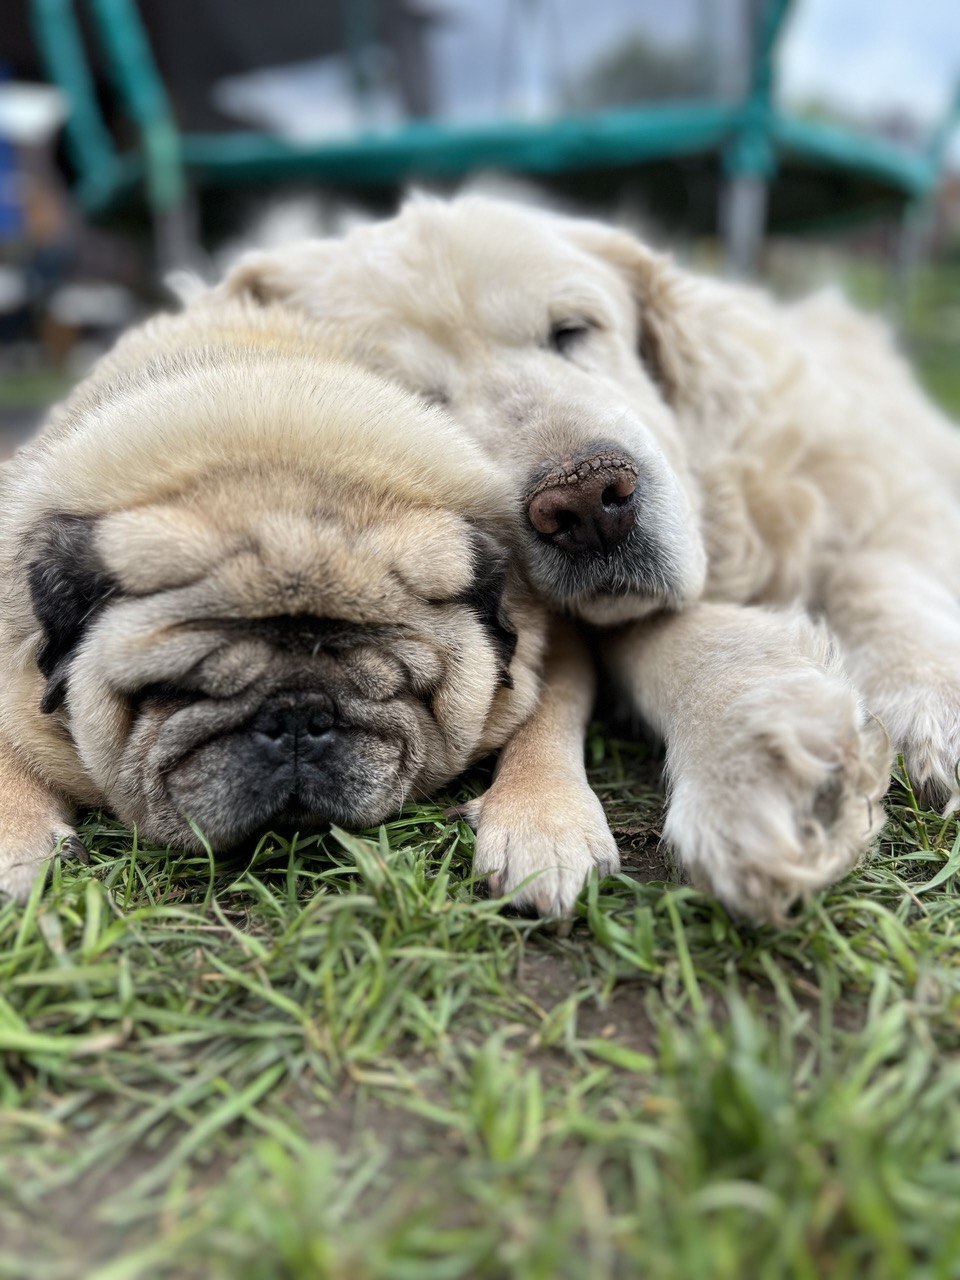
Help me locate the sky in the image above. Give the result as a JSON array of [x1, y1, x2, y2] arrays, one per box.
[[213, 1, 960, 169], [779, 0, 959, 156], [427, 0, 960, 166]]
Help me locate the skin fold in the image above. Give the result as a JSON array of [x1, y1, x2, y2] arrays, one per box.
[[0, 298, 550, 902]]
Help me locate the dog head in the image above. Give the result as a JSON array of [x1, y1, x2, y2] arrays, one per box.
[[220, 194, 719, 625], [7, 302, 545, 850]]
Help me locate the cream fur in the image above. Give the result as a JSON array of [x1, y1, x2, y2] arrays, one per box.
[[0, 298, 548, 901], [217, 193, 960, 920]]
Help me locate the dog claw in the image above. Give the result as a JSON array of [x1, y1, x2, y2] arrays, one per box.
[[485, 871, 503, 897], [444, 800, 481, 829], [58, 835, 89, 864]]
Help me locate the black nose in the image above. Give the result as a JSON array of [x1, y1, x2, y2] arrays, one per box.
[[165, 691, 399, 848], [238, 695, 349, 820], [250, 699, 336, 769], [526, 450, 638, 554]]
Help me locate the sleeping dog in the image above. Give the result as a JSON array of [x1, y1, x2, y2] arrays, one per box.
[[213, 192, 960, 920]]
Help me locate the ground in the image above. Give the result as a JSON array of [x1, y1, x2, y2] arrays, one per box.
[[1, 258, 959, 1280], [2, 749, 959, 1279]]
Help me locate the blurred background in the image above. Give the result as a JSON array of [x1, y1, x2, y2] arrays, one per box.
[[1, 0, 958, 454]]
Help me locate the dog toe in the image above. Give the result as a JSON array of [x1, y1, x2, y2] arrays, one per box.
[[666, 674, 891, 923], [468, 778, 619, 918]]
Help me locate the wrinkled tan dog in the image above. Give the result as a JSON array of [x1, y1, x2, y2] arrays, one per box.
[[218, 192, 960, 920], [0, 297, 558, 902]]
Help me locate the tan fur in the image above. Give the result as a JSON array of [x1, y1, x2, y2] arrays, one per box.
[[216, 193, 960, 919], [0, 298, 548, 901], [454, 618, 619, 916]]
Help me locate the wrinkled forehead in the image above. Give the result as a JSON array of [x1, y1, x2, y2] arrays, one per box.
[[334, 201, 634, 349], [94, 495, 480, 619]]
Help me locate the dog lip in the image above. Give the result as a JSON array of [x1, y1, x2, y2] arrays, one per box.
[[527, 514, 684, 611], [158, 707, 413, 844]]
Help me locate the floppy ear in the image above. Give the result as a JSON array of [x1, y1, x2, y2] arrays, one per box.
[[462, 528, 518, 684], [27, 515, 119, 713], [217, 242, 337, 308], [565, 223, 755, 426]]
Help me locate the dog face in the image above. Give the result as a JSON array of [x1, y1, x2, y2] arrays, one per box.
[[222, 195, 708, 624], [6, 304, 545, 851]]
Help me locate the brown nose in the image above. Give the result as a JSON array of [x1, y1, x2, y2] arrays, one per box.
[[526, 453, 639, 554]]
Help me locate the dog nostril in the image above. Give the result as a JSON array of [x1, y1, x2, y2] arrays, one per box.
[[602, 476, 637, 508], [528, 488, 574, 537], [305, 713, 331, 738]]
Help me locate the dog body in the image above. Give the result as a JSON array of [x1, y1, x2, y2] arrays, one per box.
[[0, 298, 551, 900], [221, 194, 960, 918]]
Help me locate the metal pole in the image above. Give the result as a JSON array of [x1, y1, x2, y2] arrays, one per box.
[[720, 0, 790, 277]]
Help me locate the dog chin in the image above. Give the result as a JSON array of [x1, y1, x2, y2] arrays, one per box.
[[529, 530, 706, 627], [571, 552, 706, 624], [570, 590, 675, 627], [160, 755, 403, 850]]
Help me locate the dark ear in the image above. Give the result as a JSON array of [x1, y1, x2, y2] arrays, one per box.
[[463, 529, 518, 684], [27, 514, 119, 713], [563, 220, 743, 420]]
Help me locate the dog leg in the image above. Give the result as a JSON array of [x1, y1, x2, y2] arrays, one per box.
[[604, 603, 890, 922], [457, 618, 619, 917], [0, 737, 84, 902], [821, 552, 960, 811]]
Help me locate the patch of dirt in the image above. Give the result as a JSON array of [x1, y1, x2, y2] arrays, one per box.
[[590, 744, 675, 884], [614, 827, 674, 884], [515, 945, 661, 1060], [1, 1139, 180, 1276], [608, 792, 676, 882], [1, 1081, 442, 1278]]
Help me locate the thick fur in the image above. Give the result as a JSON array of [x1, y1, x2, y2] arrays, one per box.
[[215, 193, 960, 919], [0, 298, 550, 901]]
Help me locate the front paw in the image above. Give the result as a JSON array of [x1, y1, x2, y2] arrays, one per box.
[[0, 825, 87, 903], [666, 670, 891, 923], [886, 685, 960, 813], [455, 777, 620, 917]]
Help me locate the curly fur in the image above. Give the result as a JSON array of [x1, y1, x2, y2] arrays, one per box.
[[216, 194, 960, 920]]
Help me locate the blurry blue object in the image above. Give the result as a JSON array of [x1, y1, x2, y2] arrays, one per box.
[[0, 133, 23, 244], [0, 75, 71, 248], [0, 64, 25, 244], [29, 0, 960, 273]]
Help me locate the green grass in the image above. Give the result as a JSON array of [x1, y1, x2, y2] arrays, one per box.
[[2, 739, 960, 1280], [0, 370, 74, 413], [838, 257, 960, 417], [2, 255, 959, 1278], [904, 266, 960, 417]]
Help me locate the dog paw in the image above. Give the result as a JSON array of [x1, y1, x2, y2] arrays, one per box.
[[453, 776, 620, 917], [0, 826, 87, 903], [885, 688, 960, 813], [666, 669, 891, 923]]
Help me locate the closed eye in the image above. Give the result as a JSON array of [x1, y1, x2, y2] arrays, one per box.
[[548, 320, 594, 357], [420, 388, 450, 408], [131, 681, 199, 711]]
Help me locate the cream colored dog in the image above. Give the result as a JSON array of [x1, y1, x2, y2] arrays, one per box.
[[0, 297, 561, 901], [217, 193, 960, 920]]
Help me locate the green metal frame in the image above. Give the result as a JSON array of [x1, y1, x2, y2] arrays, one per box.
[[178, 101, 739, 186], [723, 0, 787, 181], [30, 0, 959, 225], [89, 0, 185, 210], [30, 0, 140, 211]]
